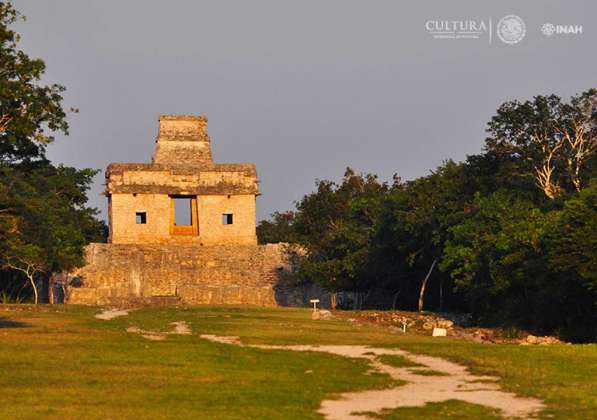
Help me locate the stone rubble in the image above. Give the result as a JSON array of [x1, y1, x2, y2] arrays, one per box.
[[312, 309, 334, 320], [521, 335, 562, 345], [334, 310, 565, 345]]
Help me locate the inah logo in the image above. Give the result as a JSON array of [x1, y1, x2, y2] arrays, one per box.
[[496, 15, 526, 44], [541, 23, 556, 37], [541, 23, 583, 36]]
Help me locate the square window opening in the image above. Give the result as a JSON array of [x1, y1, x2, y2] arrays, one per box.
[[222, 213, 233, 225], [136, 212, 147, 224], [174, 197, 193, 226]]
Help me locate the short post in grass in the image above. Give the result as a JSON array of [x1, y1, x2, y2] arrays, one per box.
[[310, 299, 321, 320], [401, 317, 408, 333]]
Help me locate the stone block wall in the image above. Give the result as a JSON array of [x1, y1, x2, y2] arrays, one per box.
[[109, 193, 171, 243], [109, 193, 256, 245], [196, 194, 256, 245], [69, 242, 297, 306]]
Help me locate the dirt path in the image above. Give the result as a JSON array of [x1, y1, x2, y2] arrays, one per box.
[[94, 309, 192, 341], [94, 308, 130, 320], [127, 321, 192, 341], [200, 334, 544, 419]]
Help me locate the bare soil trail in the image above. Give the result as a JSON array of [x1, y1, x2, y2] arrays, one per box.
[[200, 334, 545, 419], [95, 309, 191, 340], [126, 321, 192, 341], [94, 308, 131, 320]]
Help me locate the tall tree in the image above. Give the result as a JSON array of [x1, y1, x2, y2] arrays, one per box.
[[0, 2, 104, 302], [440, 189, 595, 340], [0, 2, 72, 162], [547, 182, 597, 291], [0, 162, 105, 303], [562, 92, 597, 192], [372, 160, 473, 311], [290, 168, 387, 307], [485, 90, 597, 199]]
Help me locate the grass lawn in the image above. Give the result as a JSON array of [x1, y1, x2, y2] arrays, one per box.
[[0, 305, 595, 419]]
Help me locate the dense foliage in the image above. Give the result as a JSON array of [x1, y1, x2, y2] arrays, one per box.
[[258, 90, 597, 341], [0, 3, 105, 303]]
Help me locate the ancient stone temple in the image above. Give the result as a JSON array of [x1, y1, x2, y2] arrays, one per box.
[[68, 115, 295, 306], [106, 115, 258, 245]]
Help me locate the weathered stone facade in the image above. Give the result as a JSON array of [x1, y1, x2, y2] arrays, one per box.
[[70, 243, 289, 306], [69, 115, 304, 306], [107, 115, 258, 245]]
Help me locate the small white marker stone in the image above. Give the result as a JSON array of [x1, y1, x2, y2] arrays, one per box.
[[432, 327, 447, 337]]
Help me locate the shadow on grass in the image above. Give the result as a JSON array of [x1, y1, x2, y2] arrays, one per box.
[[0, 317, 29, 328]]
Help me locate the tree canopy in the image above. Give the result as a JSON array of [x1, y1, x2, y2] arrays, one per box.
[[0, 2, 105, 303], [258, 90, 597, 341]]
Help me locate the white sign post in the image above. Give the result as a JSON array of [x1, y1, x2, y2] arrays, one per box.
[[310, 299, 320, 312]]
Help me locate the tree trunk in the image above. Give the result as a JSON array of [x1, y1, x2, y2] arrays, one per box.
[[361, 290, 370, 310], [27, 273, 38, 304], [392, 290, 401, 310], [48, 273, 56, 304], [330, 292, 337, 310], [439, 277, 444, 312], [418, 259, 437, 312], [572, 166, 582, 192], [61, 282, 70, 304]]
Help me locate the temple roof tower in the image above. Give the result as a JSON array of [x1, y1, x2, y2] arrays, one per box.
[[152, 115, 213, 166], [104, 115, 258, 245]]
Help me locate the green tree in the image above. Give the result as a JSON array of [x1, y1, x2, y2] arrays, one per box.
[[440, 190, 595, 340], [290, 168, 387, 307], [258, 89, 596, 341], [485, 90, 597, 199], [372, 161, 474, 311], [547, 182, 597, 291], [0, 162, 105, 303], [0, 2, 105, 302], [441, 191, 548, 321], [257, 211, 297, 244], [0, 2, 72, 162]]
